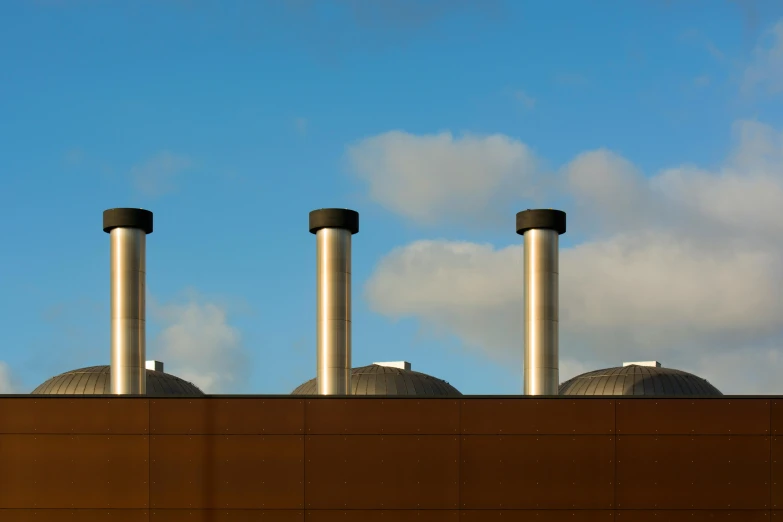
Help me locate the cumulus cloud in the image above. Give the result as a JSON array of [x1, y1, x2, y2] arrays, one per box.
[[0, 362, 20, 394], [364, 119, 783, 394], [743, 19, 783, 95], [367, 240, 522, 352], [347, 131, 540, 226], [149, 294, 249, 393], [564, 149, 660, 236], [131, 151, 193, 197]]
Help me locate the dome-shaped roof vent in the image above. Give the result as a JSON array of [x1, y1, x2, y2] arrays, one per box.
[[292, 362, 461, 396], [31, 364, 204, 396], [559, 362, 722, 396]]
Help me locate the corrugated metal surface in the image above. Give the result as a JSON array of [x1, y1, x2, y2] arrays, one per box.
[[150, 435, 304, 509], [616, 399, 770, 435], [460, 435, 615, 509], [31, 366, 204, 396], [304, 398, 460, 435], [292, 365, 461, 396], [560, 365, 722, 396], [150, 399, 304, 435], [616, 435, 770, 509], [304, 434, 460, 509]]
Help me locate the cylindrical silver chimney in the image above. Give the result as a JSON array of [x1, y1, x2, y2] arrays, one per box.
[[516, 209, 566, 395], [309, 208, 359, 395], [103, 208, 153, 395]]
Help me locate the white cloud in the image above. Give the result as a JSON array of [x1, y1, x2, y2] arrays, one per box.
[[347, 131, 540, 226], [367, 240, 522, 355], [743, 19, 783, 95], [131, 151, 193, 197], [364, 119, 783, 394], [564, 149, 659, 235], [149, 294, 249, 393], [0, 362, 20, 394]]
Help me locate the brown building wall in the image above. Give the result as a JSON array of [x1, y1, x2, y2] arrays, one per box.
[[0, 396, 779, 521]]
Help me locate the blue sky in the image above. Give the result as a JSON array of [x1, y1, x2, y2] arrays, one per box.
[[2, 0, 783, 395]]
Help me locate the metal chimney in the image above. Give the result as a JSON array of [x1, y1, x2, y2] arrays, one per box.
[[309, 208, 359, 395], [516, 209, 566, 395], [103, 208, 153, 395]]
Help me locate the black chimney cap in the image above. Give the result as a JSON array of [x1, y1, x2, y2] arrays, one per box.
[[309, 208, 359, 235], [103, 208, 154, 234], [516, 209, 566, 235]]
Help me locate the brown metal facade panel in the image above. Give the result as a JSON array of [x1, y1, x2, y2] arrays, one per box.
[[0, 510, 150, 522], [150, 399, 304, 435], [0, 398, 149, 434], [616, 435, 770, 509], [0, 435, 149, 509], [304, 435, 459, 509], [616, 399, 770, 435], [460, 435, 615, 509], [149, 435, 304, 509], [772, 400, 783, 435], [773, 438, 783, 508], [460, 399, 615, 435], [304, 398, 460, 435], [0, 397, 779, 515], [460, 512, 614, 521], [149, 510, 304, 521], [614, 511, 770, 521], [305, 511, 459, 522], [0, 511, 770, 522]]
